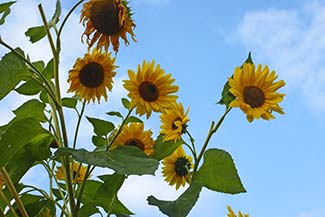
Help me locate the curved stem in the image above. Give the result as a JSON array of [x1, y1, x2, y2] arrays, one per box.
[[0, 167, 29, 217], [73, 101, 86, 149], [192, 108, 232, 181], [58, 0, 84, 39], [0, 189, 19, 217]]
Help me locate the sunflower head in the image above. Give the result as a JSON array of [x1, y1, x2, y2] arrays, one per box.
[[162, 146, 193, 190], [160, 103, 190, 142], [227, 206, 249, 217], [55, 162, 88, 184], [112, 122, 155, 156], [123, 60, 179, 118], [81, 0, 136, 52], [228, 63, 285, 122], [68, 48, 117, 103]]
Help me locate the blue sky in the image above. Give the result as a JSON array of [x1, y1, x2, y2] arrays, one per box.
[[1, 0, 325, 216]]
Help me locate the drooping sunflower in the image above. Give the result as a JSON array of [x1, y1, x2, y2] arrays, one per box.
[[81, 0, 136, 52], [68, 48, 117, 103], [228, 63, 285, 122], [55, 162, 88, 184], [123, 60, 179, 118], [112, 122, 155, 156], [162, 146, 193, 190], [227, 206, 249, 217], [160, 102, 190, 142]]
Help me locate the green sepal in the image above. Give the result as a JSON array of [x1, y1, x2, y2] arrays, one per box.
[[153, 135, 183, 161], [55, 146, 159, 175], [196, 148, 246, 194], [147, 182, 202, 217]]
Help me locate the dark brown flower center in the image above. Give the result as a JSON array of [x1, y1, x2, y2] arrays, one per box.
[[79, 62, 104, 88], [243, 86, 265, 108], [174, 157, 191, 176], [90, 0, 121, 36], [125, 138, 145, 150], [139, 81, 159, 102]]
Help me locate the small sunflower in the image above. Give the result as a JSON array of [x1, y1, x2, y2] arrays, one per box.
[[160, 103, 190, 142], [112, 122, 155, 156], [162, 146, 193, 190], [228, 63, 285, 122], [123, 60, 179, 118], [227, 206, 249, 217], [68, 48, 117, 103], [81, 0, 136, 52], [55, 162, 88, 184]]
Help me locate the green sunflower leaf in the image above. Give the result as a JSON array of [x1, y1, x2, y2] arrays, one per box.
[[43, 58, 54, 79], [153, 135, 183, 160], [218, 81, 235, 108], [147, 182, 202, 217], [79, 204, 100, 217], [121, 98, 130, 109], [196, 148, 246, 194], [62, 97, 78, 109], [0, 48, 29, 100], [0, 1, 15, 25], [0, 118, 50, 167], [106, 111, 123, 118], [55, 146, 159, 175], [16, 80, 43, 95], [25, 26, 47, 43], [25, 0, 61, 43], [13, 99, 47, 122], [87, 117, 115, 137], [80, 178, 133, 215], [124, 116, 143, 124], [92, 135, 106, 147]]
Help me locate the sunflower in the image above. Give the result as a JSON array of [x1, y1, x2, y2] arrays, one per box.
[[68, 48, 117, 103], [228, 63, 285, 122], [112, 122, 155, 156], [81, 0, 136, 52], [160, 102, 190, 142], [162, 146, 193, 190], [227, 206, 249, 217], [55, 162, 88, 184], [123, 60, 179, 118]]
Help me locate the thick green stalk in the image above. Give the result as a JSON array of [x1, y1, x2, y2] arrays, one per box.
[[0, 167, 29, 217]]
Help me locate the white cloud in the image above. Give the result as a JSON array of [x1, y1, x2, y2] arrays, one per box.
[[232, 1, 325, 113], [296, 208, 325, 217]]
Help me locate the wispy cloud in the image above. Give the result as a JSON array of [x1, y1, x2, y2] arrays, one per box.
[[296, 208, 325, 217], [231, 1, 325, 113]]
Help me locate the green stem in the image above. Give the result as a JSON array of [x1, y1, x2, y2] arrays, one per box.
[[192, 108, 232, 180], [73, 101, 86, 149], [0, 189, 18, 217], [0, 167, 29, 217]]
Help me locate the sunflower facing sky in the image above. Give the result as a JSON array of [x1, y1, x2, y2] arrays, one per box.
[[112, 123, 155, 156], [56, 162, 88, 184], [228, 63, 285, 122], [162, 146, 193, 190], [81, 0, 136, 52], [160, 102, 190, 142], [123, 60, 179, 118], [227, 206, 249, 217], [67, 48, 117, 103]]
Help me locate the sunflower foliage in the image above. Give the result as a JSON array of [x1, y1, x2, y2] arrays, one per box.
[[0, 1, 285, 217]]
